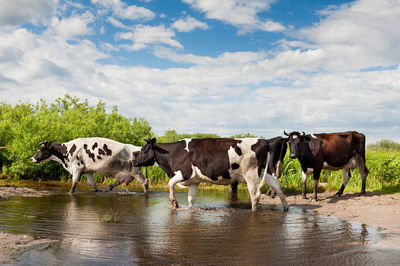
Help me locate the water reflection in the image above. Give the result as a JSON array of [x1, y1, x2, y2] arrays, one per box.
[[0, 191, 398, 265]]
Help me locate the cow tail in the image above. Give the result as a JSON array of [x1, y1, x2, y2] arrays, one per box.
[[261, 151, 271, 183]]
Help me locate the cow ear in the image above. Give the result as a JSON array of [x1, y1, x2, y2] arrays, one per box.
[[39, 140, 48, 149], [283, 130, 290, 137], [300, 131, 305, 137], [150, 138, 157, 146]]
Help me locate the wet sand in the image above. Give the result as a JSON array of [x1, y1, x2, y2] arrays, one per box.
[[261, 191, 400, 249], [0, 185, 56, 262]]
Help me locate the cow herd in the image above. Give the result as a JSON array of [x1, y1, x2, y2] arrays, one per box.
[[31, 131, 368, 212]]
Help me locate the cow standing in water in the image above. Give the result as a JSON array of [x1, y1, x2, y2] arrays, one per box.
[[230, 136, 288, 198], [134, 138, 289, 211], [31, 138, 148, 193], [284, 131, 369, 200]]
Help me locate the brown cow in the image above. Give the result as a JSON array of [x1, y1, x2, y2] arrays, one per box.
[[284, 131, 369, 200]]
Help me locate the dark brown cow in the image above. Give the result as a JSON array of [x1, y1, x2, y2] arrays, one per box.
[[284, 131, 369, 200], [134, 138, 289, 211]]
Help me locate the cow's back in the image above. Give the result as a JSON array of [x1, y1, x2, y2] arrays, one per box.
[[66, 138, 140, 175], [317, 131, 365, 167]]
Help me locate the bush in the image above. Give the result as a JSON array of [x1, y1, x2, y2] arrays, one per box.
[[0, 95, 152, 180], [368, 139, 400, 151]]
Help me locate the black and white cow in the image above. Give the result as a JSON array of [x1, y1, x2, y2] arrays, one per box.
[[133, 138, 289, 211], [31, 138, 148, 193], [230, 136, 288, 198], [284, 131, 369, 200]]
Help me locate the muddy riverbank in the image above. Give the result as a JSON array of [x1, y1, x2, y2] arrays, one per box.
[[261, 191, 400, 249]]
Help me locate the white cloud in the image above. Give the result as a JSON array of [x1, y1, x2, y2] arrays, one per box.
[[48, 11, 95, 40], [172, 16, 209, 32], [117, 25, 183, 51], [0, 0, 58, 28], [295, 0, 400, 71], [91, 0, 155, 21], [107, 17, 128, 29], [183, 0, 285, 33]]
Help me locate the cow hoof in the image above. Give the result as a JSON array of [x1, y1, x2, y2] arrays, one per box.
[[334, 192, 342, 197], [171, 199, 179, 209]]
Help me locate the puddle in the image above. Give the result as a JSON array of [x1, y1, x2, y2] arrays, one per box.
[[0, 190, 399, 265]]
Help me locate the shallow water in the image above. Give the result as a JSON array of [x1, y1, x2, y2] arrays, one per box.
[[0, 190, 399, 265]]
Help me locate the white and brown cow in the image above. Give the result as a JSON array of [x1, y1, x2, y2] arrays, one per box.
[[133, 138, 289, 211], [284, 131, 369, 200], [31, 138, 148, 193]]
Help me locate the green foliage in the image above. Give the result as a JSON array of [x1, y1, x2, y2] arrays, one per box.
[[368, 139, 400, 151], [230, 133, 258, 138], [0, 94, 152, 179], [158, 130, 220, 143]]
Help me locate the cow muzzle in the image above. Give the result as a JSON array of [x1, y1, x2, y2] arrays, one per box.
[[289, 153, 297, 159], [31, 157, 37, 163]]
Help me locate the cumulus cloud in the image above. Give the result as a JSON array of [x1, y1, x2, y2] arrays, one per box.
[[117, 25, 183, 51], [294, 0, 400, 71], [171, 16, 209, 32], [183, 0, 284, 33], [48, 11, 95, 39], [91, 0, 155, 21], [0, 0, 58, 28]]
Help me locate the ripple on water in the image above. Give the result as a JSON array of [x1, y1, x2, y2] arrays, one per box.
[[0, 190, 399, 265]]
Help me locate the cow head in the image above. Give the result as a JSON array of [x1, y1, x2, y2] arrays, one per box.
[[284, 131, 306, 159], [133, 138, 159, 167], [31, 140, 65, 163]]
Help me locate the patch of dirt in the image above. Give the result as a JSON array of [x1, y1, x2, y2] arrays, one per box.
[[0, 185, 51, 199], [261, 191, 400, 249], [0, 232, 57, 263], [0, 186, 55, 262]]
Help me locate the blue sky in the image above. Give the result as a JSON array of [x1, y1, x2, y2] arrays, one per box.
[[0, 0, 399, 143]]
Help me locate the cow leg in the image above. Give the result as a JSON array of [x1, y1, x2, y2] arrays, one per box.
[[335, 169, 351, 196], [247, 179, 259, 212], [356, 155, 369, 195], [312, 170, 321, 201], [132, 167, 149, 194], [188, 184, 199, 207], [86, 173, 99, 192], [262, 173, 289, 211], [70, 167, 82, 193], [168, 172, 184, 208], [301, 171, 309, 199], [230, 181, 238, 199], [266, 174, 277, 198], [106, 180, 122, 192]]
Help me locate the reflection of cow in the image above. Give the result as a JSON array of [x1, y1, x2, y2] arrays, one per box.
[[134, 138, 289, 211], [31, 138, 148, 193], [230, 136, 288, 197], [284, 131, 369, 200]]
